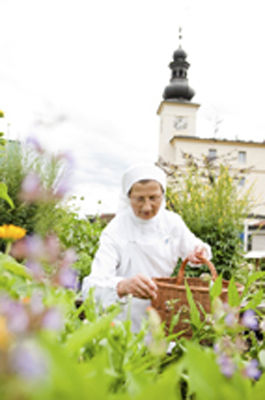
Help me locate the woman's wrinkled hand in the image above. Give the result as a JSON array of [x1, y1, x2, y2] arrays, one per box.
[[117, 274, 158, 300], [188, 245, 208, 264]]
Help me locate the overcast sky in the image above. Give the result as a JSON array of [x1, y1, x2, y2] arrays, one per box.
[[0, 0, 264, 215]]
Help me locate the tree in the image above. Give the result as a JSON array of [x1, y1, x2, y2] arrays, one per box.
[[158, 152, 253, 279]]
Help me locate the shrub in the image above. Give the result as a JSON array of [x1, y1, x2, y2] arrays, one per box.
[[53, 204, 106, 282], [159, 153, 252, 279], [0, 139, 70, 241]]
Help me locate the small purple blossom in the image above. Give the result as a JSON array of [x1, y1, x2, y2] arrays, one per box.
[[241, 310, 259, 331], [20, 173, 43, 203], [54, 151, 75, 167], [30, 292, 45, 315], [44, 234, 61, 263], [58, 267, 78, 289], [53, 179, 70, 199], [10, 341, 49, 380], [217, 354, 236, 378], [0, 296, 29, 333], [42, 308, 63, 331], [225, 312, 238, 327], [26, 260, 44, 280], [7, 306, 29, 334], [26, 235, 46, 260], [61, 248, 77, 268], [243, 359, 261, 380], [26, 136, 44, 153]]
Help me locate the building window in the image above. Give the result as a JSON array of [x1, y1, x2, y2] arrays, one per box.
[[238, 151, 246, 164], [208, 149, 217, 160], [238, 177, 246, 187]]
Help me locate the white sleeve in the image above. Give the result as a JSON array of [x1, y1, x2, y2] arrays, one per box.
[[174, 215, 212, 263], [81, 231, 125, 308]]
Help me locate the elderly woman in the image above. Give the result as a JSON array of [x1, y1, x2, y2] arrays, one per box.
[[82, 163, 211, 332]]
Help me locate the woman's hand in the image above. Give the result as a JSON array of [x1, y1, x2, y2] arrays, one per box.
[[188, 245, 208, 264], [117, 274, 158, 300]]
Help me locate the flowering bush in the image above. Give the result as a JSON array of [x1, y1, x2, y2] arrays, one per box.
[[158, 154, 252, 279], [0, 137, 71, 240]]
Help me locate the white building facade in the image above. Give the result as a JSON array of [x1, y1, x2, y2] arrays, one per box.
[[157, 44, 265, 252]]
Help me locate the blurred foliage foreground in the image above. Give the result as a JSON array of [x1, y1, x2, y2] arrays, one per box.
[[1, 131, 265, 399]]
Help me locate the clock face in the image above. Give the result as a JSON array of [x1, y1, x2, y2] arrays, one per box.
[[174, 116, 188, 130]]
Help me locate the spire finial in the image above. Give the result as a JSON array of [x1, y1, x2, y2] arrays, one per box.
[[178, 26, 183, 47]]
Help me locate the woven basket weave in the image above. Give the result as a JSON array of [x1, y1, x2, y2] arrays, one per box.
[[151, 257, 244, 338]]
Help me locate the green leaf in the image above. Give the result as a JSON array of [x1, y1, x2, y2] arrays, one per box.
[[241, 271, 265, 298], [210, 274, 223, 301], [228, 277, 241, 307], [258, 349, 265, 368], [0, 252, 32, 280], [185, 280, 201, 328], [0, 182, 14, 208], [169, 309, 181, 334], [65, 308, 120, 355], [183, 342, 224, 400], [251, 373, 265, 400], [183, 342, 252, 400], [241, 289, 263, 311]]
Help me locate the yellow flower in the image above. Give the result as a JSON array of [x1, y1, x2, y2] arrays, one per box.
[[0, 316, 10, 350], [0, 224, 26, 240]]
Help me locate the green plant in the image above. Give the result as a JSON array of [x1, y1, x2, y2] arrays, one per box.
[[159, 154, 252, 279], [0, 139, 70, 239], [53, 205, 106, 281]]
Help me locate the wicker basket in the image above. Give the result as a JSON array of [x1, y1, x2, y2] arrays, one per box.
[[151, 257, 244, 338]]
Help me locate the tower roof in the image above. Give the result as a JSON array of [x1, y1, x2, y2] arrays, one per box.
[[163, 43, 195, 102]]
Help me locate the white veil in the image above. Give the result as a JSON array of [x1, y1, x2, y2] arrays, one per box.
[[117, 163, 167, 214]]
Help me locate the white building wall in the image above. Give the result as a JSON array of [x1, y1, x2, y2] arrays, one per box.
[[157, 101, 200, 163], [252, 234, 265, 251], [168, 138, 265, 216]]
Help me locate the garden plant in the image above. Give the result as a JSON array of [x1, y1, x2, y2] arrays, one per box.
[[1, 128, 265, 399], [158, 153, 253, 280]]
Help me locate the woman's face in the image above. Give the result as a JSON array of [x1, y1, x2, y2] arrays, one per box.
[[129, 180, 163, 220]]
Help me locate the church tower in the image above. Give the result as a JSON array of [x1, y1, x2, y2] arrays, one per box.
[[157, 30, 200, 162]]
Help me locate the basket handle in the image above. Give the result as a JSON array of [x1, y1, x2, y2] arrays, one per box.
[[176, 256, 218, 285]]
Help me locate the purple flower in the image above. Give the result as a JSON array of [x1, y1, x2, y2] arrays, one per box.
[[26, 260, 44, 280], [20, 173, 43, 202], [0, 297, 29, 333], [26, 136, 44, 153], [243, 359, 261, 380], [7, 306, 29, 334], [25, 235, 46, 260], [30, 292, 45, 315], [44, 234, 61, 263], [54, 151, 75, 166], [10, 341, 49, 380], [225, 312, 238, 327], [42, 308, 63, 331], [53, 179, 70, 199], [61, 248, 77, 268], [58, 267, 78, 290], [241, 310, 259, 331], [217, 354, 236, 378]]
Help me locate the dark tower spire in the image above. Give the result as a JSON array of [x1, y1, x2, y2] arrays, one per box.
[[163, 28, 195, 101]]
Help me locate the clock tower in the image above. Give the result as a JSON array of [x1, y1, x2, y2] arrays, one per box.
[[157, 35, 200, 163]]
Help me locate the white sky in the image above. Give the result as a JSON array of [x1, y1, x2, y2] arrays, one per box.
[[0, 0, 264, 215]]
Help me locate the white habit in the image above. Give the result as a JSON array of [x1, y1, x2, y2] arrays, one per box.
[[82, 163, 211, 332]]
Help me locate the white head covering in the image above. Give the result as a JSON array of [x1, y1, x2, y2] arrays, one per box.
[[117, 163, 167, 213]]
